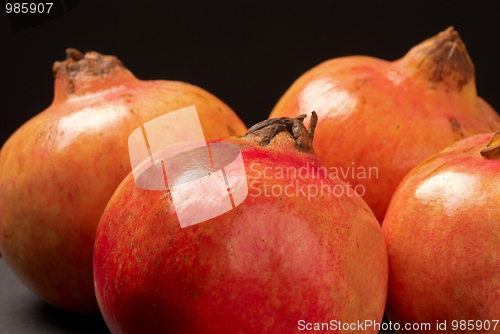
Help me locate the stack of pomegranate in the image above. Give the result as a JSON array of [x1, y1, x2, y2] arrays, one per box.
[[0, 27, 498, 334]]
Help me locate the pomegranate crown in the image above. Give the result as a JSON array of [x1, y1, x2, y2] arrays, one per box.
[[52, 48, 124, 77], [404, 26, 475, 91], [243, 111, 318, 153], [51, 48, 135, 98], [480, 131, 500, 159]]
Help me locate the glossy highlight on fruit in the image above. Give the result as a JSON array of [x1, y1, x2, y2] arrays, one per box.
[[0, 49, 247, 313], [270, 27, 500, 222], [93, 113, 388, 334], [383, 132, 500, 333]]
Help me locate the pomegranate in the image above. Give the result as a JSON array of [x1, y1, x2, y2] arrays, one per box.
[[270, 27, 500, 222], [382, 131, 500, 333], [0, 48, 247, 313], [93, 113, 388, 334]]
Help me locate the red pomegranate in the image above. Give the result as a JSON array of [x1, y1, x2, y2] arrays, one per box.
[[0, 49, 247, 313], [383, 131, 500, 333], [270, 27, 500, 222], [93, 113, 388, 334]]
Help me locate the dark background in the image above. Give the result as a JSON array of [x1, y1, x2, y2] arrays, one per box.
[[1, 1, 500, 147], [0, 1, 499, 332]]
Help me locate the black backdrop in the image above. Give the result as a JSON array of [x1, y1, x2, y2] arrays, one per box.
[[1, 1, 500, 146], [0, 1, 499, 333]]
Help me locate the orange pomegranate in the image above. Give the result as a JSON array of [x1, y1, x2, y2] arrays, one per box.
[[0, 49, 246, 313], [382, 132, 500, 332], [270, 27, 500, 222]]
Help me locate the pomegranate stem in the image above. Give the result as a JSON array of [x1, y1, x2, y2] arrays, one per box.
[[52, 49, 123, 78], [244, 111, 318, 153], [480, 131, 500, 158]]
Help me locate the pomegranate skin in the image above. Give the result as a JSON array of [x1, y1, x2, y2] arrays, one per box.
[[382, 132, 500, 333], [270, 27, 500, 222], [0, 49, 246, 313], [93, 115, 388, 334]]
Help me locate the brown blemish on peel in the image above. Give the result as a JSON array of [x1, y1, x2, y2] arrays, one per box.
[[227, 126, 237, 136], [450, 118, 464, 138]]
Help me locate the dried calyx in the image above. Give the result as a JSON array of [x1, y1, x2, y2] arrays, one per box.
[[480, 131, 500, 158], [52, 48, 124, 77], [243, 111, 318, 153], [406, 26, 474, 91]]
